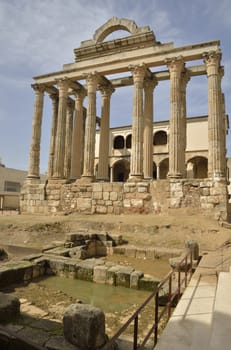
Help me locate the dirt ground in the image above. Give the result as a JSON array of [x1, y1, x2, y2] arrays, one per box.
[[1, 210, 231, 339], [0, 209, 231, 252]]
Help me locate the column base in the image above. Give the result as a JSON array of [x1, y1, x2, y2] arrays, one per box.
[[128, 174, 144, 182], [167, 173, 183, 179], [78, 175, 95, 183], [25, 176, 41, 184]]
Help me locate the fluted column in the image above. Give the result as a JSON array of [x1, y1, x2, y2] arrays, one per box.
[[27, 84, 45, 179], [166, 57, 185, 178], [81, 73, 98, 181], [64, 99, 74, 179], [180, 70, 190, 178], [129, 64, 146, 180], [48, 93, 58, 178], [52, 79, 68, 179], [203, 51, 224, 179], [70, 89, 86, 179], [143, 77, 158, 179], [97, 85, 114, 181]]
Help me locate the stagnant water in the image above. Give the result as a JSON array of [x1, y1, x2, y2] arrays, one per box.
[[40, 276, 150, 313]]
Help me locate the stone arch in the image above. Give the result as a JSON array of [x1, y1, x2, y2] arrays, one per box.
[[159, 158, 169, 179], [113, 159, 130, 182], [93, 17, 152, 44], [187, 156, 208, 179]]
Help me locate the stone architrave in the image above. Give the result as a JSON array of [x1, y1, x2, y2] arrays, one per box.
[[180, 70, 190, 177], [27, 84, 45, 179], [64, 99, 74, 179], [143, 77, 158, 179], [52, 79, 69, 179], [129, 64, 146, 180], [81, 73, 98, 182], [166, 57, 185, 178], [70, 89, 86, 179], [203, 51, 224, 179], [48, 93, 58, 178], [97, 84, 114, 181]]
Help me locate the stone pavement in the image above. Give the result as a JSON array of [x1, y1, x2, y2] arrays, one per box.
[[155, 242, 231, 350]]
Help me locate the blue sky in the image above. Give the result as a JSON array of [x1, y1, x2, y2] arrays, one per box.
[[0, 0, 231, 173]]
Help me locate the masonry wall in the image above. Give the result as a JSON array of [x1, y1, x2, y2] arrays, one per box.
[[20, 179, 228, 221]]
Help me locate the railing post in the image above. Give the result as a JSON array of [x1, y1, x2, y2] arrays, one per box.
[[154, 291, 159, 346], [178, 267, 181, 302], [168, 274, 172, 320], [185, 255, 188, 288], [134, 315, 138, 350]]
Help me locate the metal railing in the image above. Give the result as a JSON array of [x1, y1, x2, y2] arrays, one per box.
[[102, 249, 193, 350]]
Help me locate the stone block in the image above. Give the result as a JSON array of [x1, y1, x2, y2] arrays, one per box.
[[96, 205, 107, 214], [93, 265, 108, 284], [131, 199, 143, 208], [130, 270, 144, 289], [138, 275, 160, 291], [115, 267, 134, 288], [63, 304, 108, 350], [93, 191, 103, 200], [106, 265, 120, 285], [110, 192, 118, 201], [0, 292, 20, 322], [135, 249, 146, 259], [103, 192, 110, 201], [75, 260, 95, 281]]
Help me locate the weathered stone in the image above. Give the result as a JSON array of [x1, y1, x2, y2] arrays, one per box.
[[115, 267, 134, 287], [0, 292, 20, 322], [63, 304, 108, 350], [130, 270, 144, 289], [138, 275, 160, 291]]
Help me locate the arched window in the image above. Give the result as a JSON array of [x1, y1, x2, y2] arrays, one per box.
[[113, 135, 124, 149], [187, 157, 208, 179], [113, 159, 130, 182], [126, 134, 132, 149], [153, 131, 167, 145]]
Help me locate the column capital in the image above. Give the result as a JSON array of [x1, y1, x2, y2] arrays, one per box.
[[98, 84, 115, 98], [56, 78, 69, 90], [165, 56, 185, 75], [49, 93, 59, 102], [129, 63, 146, 83], [31, 83, 45, 93], [144, 76, 158, 91], [203, 50, 221, 66], [181, 69, 190, 88], [84, 72, 99, 92]]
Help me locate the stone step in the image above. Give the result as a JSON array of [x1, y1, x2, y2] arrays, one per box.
[[209, 272, 231, 349], [155, 272, 217, 350]]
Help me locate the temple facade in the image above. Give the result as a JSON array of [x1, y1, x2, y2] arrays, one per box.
[[20, 18, 229, 219]]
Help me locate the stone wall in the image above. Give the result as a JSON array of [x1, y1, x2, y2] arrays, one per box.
[[20, 178, 228, 220]]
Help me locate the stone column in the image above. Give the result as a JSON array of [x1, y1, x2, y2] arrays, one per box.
[[180, 70, 190, 178], [129, 64, 146, 180], [97, 85, 114, 181], [203, 51, 224, 179], [156, 164, 160, 180], [70, 89, 86, 179], [143, 77, 158, 179], [48, 93, 58, 178], [81, 73, 98, 181], [27, 84, 45, 179], [52, 79, 68, 179], [64, 99, 74, 179], [220, 90, 227, 177], [166, 57, 185, 178]]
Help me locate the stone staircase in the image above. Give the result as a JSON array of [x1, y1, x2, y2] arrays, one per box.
[[155, 247, 231, 350]]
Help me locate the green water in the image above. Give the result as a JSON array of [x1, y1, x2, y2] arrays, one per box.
[[40, 276, 150, 313]]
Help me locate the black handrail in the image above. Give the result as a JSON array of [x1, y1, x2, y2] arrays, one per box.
[[102, 249, 193, 350]]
